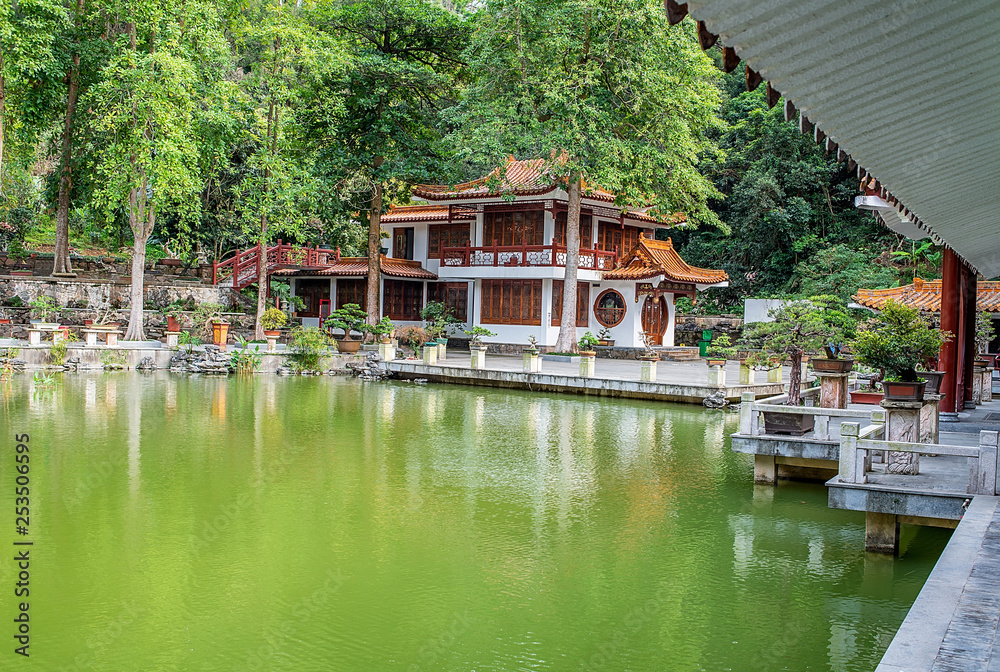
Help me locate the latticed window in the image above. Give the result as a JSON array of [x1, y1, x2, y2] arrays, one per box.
[[336, 279, 366, 310], [383, 280, 423, 320], [551, 281, 590, 327], [594, 289, 626, 327], [483, 210, 544, 247], [427, 282, 469, 321], [481, 280, 542, 325], [554, 212, 593, 249], [428, 224, 471, 259]]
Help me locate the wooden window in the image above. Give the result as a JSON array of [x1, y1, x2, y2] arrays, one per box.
[[553, 212, 593, 249], [596, 222, 643, 256], [428, 223, 472, 260], [336, 279, 366, 311], [383, 280, 423, 320], [393, 227, 415, 260], [483, 210, 544, 247], [296, 279, 331, 318], [480, 279, 542, 325], [551, 281, 590, 327], [594, 289, 626, 328], [427, 282, 469, 321]]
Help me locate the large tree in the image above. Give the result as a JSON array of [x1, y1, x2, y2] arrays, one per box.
[[453, 0, 722, 351], [307, 0, 468, 324], [85, 0, 230, 339]]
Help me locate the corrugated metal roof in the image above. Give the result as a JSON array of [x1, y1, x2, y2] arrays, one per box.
[[684, 0, 1000, 276], [603, 237, 728, 283], [855, 278, 1000, 313]]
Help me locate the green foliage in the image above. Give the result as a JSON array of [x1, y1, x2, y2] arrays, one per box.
[[420, 301, 459, 339], [49, 339, 68, 366], [192, 303, 226, 339], [369, 316, 394, 340], [230, 338, 263, 376], [179, 331, 202, 354], [706, 333, 736, 359], [29, 296, 58, 322], [464, 325, 496, 345], [325, 303, 368, 339], [100, 349, 127, 370], [739, 295, 854, 404], [789, 246, 899, 305], [850, 300, 950, 382], [976, 312, 995, 353], [577, 331, 600, 352], [285, 326, 330, 372], [260, 307, 288, 331]]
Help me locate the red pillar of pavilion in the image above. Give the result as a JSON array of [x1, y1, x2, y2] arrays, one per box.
[[963, 267, 978, 406], [939, 248, 961, 417]]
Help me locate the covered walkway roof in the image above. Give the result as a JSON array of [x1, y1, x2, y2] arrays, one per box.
[[679, 0, 1000, 275]]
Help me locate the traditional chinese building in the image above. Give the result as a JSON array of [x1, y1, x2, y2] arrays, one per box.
[[277, 157, 728, 348]]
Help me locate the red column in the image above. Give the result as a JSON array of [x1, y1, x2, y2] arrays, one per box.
[[939, 249, 961, 414], [964, 268, 978, 406]]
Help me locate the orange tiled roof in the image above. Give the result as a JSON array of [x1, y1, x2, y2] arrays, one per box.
[[854, 277, 1000, 312], [603, 237, 728, 284], [380, 204, 472, 223], [273, 256, 437, 280]]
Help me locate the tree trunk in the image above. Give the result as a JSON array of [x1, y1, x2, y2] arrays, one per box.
[[254, 214, 268, 340], [365, 180, 383, 325], [554, 174, 583, 352], [124, 185, 155, 341], [54, 52, 82, 275], [0, 37, 5, 198], [786, 349, 802, 406]]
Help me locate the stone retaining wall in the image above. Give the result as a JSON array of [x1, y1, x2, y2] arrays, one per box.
[[0, 277, 234, 311]]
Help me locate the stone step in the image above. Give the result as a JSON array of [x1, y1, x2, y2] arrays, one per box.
[[662, 347, 701, 361]]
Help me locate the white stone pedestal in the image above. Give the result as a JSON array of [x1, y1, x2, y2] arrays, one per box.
[[523, 351, 540, 373], [165, 331, 181, 349], [640, 358, 657, 382], [708, 364, 725, 386], [265, 335, 278, 352], [470, 347, 486, 370], [379, 342, 395, 361], [579, 355, 595, 378], [767, 367, 781, 383], [437, 342, 447, 360], [422, 345, 438, 365], [739, 363, 755, 385]]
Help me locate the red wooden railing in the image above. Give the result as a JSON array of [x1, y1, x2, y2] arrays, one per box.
[[213, 241, 338, 288], [441, 242, 618, 271]]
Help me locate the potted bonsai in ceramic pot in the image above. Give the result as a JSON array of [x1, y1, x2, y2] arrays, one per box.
[[421, 301, 460, 346], [597, 327, 615, 348], [851, 299, 950, 402], [325, 303, 368, 353], [705, 333, 734, 367], [465, 325, 496, 370], [578, 331, 600, 357], [370, 316, 395, 344], [260, 307, 287, 337], [29, 296, 60, 328], [738, 295, 853, 435], [161, 301, 189, 332]]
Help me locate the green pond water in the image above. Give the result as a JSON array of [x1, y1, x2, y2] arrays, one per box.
[[0, 373, 951, 671]]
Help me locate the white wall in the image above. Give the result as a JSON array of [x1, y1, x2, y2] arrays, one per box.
[[744, 299, 787, 323]]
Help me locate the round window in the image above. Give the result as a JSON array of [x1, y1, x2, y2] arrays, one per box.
[[594, 290, 626, 328]]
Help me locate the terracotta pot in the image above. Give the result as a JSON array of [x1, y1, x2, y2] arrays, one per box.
[[917, 370, 945, 395], [850, 390, 883, 405], [380, 337, 391, 344], [762, 411, 815, 436], [83, 319, 93, 327], [211, 321, 230, 346], [882, 380, 926, 402], [10, 271, 32, 277], [706, 358, 726, 367], [167, 316, 181, 332], [579, 350, 596, 357], [598, 339, 615, 347], [0, 319, 10, 325], [264, 330, 280, 338], [336, 338, 361, 353], [811, 357, 854, 374], [640, 355, 659, 362]]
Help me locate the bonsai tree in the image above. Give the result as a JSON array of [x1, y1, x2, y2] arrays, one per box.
[[738, 295, 854, 406], [465, 326, 496, 346], [370, 316, 395, 342], [326, 303, 369, 341], [706, 333, 737, 360], [421, 301, 460, 341], [976, 311, 995, 354], [578, 331, 600, 353], [851, 299, 950, 385], [260, 307, 288, 332], [29, 296, 59, 324]]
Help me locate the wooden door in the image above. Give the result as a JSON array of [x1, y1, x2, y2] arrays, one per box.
[[641, 295, 668, 345]]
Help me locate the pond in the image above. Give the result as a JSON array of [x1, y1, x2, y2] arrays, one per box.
[[0, 373, 950, 671]]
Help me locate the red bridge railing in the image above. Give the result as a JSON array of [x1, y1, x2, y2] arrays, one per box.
[[213, 241, 338, 288]]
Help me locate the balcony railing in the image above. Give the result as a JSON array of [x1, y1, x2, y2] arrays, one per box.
[[441, 242, 618, 270]]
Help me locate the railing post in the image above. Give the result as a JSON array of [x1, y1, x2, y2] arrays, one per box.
[[739, 392, 755, 435], [839, 422, 861, 484], [869, 409, 886, 468], [815, 414, 830, 441], [977, 430, 999, 495]]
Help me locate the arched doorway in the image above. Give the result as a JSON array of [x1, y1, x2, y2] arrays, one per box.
[[641, 295, 668, 345]]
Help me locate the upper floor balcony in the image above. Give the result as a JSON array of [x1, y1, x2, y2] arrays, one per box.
[[441, 242, 618, 271]]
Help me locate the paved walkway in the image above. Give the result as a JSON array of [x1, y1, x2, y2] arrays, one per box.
[[877, 495, 1000, 672], [421, 353, 793, 386]]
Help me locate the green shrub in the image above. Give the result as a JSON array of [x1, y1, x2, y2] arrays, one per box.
[[851, 299, 949, 382], [285, 327, 331, 372]]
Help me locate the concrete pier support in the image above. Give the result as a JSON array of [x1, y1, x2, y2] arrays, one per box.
[[423, 345, 438, 366], [754, 454, 777, 484], [379, 342, 396, 362], [579, 355, 595, 378], [523, 351, 540, 373], [469, 347, 485, 370], [767, 367, 781, 384], [640, 359, 657, 382], [866, 511, 900, 555], [819, 373, 849, 409], [707, 364, 725, 386], [739, 363, 755, 384]]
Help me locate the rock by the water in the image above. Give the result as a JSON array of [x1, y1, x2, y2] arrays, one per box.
[[702, 390, 728, 408]]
